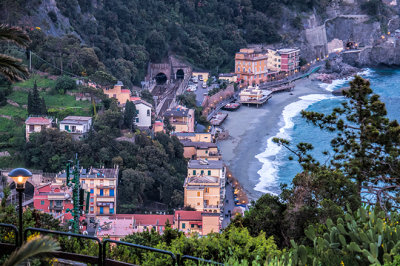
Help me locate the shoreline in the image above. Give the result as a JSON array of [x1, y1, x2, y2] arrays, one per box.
[[218, 75, 330, 201]]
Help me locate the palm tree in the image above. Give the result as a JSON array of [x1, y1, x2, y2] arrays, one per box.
[[3, 236, 60, 266], [0, 24, 31, 82]]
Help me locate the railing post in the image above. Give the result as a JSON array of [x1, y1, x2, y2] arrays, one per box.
[[176, 253, 181, 266]]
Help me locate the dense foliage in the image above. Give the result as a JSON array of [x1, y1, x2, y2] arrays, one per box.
[[1, 0, 334, 87], [27, 81, 47, 115]]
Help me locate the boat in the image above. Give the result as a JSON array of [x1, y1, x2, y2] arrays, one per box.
[[222, 102, 241, 111]]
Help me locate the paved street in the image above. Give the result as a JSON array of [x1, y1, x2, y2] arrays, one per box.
[[221, 182, 234, 229]]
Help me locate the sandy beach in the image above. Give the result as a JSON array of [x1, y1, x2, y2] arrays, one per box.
[[218, 76, 330, 201]]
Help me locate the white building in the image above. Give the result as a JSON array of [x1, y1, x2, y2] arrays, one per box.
[[59, 116, 92, 139], [133, 99, 152, 129]]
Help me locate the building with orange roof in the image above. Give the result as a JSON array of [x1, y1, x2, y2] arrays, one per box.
[[153, 120, 164, 133], [25, 116, 53, 141], [103, 81, 131, 105], [173, 210, 220, 235]]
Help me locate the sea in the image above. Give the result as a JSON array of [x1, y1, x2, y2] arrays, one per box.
[[255, 68, 400, 195]]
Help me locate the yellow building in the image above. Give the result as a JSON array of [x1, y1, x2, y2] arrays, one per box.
[[180, 140, 221, 160], [174, 210, 220, 235], [103, 81, 131, 105], [218, 73, 237, 83], [56, 166, 119, 216], [192, 71, 209, 82], [184, 160, 225, 213], [174, 132, 213, 143], [25, 116, 53, 141], [163, 105, 195, 133], [267, 49, 282, 72]]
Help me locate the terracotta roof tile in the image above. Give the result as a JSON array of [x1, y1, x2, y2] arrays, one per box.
[[25, 117, 52, 125]]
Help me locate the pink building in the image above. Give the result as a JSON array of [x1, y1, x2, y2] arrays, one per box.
[[33, 183, 74, 223], [277, 48, 300, 75]]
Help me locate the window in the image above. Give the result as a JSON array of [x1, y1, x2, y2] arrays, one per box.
[[109, 180, 114, 186], [90, 189, 94, 194], [71, 126, 76, 132], [136, 118, 139, 123], [191, 224, 194, 228], [41, 200, 45, 205], [201, 170, 204, 175], [197, 202, 200, 206], [147, 109, 150, 116], [90, 207, 94, 213], [208, 170, 211, 175], [182, 223, 186, 229], [197, 192, 200, 197], [90, 180, 94, 186], [110, 189, 114, 196], [113, 94, 116, 98], [205, 188, 209, 193], [29, 125, 34, 132], [100, 189, 104, 196], [110, 208, 114, 214], [205, 150, 208, 154], [237, 67, 240, 72], [193, 170, 196, 175], [65, 125, 69, 131], [90, 198, 94, 203], [100, 207, 104, 214]]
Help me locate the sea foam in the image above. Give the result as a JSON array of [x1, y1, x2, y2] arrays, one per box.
[[319, 68, 374, 92], [254, 94, 333, 194]]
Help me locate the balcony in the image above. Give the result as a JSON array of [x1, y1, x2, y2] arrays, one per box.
[[96, 195, 115, 202], [96, 184, 115, 189], [49, 205, 63, 211]]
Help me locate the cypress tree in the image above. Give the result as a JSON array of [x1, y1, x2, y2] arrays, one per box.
[[31, 81, 41, 115], [124, 100, 137, 130]]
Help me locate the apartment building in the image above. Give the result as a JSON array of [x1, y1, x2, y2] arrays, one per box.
[[163, 105, 195, 133], [56, 166, 119, 216], [173, 210, 220, 235], [234, 48, 269, 86], [184, 160, 225, 213], [267, 48, 300, 75]]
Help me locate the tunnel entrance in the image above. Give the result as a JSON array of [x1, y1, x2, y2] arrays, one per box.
[[155, 73, 167, 85], [176, 69, 184, 79]]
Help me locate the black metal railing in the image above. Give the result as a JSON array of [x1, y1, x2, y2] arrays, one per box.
[[0, 223, 222, 265], [24, 227, 102, 265]]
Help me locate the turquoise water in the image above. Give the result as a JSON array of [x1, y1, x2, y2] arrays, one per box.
[[261, 68, 400, 194]]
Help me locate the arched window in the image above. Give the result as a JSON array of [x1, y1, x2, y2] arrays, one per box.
[[238, 67, 241, 72]]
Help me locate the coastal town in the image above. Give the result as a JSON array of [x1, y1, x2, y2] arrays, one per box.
[[3, 0, 400, 264], [0, 45, 313, 239], [1, 35, 376, 240]]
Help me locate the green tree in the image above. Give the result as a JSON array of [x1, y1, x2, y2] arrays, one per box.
[[28, 81, 45, 115], [298, 76, 400, 211], [123, 100, 137, 130], [54, 75, 76, 94], [89, 70, 117, 87]]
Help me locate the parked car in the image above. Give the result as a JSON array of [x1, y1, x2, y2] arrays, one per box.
[[202, 83, 207, 89]]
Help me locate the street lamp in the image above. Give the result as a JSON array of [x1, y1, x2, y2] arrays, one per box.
[[9, 168, 32, 246]]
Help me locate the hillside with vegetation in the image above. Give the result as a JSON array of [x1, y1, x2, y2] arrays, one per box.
[[0, 0, 336, 87]]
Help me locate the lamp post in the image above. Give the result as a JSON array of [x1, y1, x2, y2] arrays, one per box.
[[9, 168, 32, 246]]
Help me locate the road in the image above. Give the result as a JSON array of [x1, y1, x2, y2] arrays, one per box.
[[221, 182, 235, 229]]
